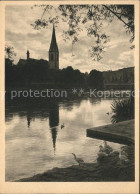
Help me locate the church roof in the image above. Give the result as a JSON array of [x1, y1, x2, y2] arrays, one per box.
[[49, 25, 59, 52], [18, 59, 27, 65], [18, 58, 48, 65]]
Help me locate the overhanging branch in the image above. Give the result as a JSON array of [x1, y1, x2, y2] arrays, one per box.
[[103, 5, 130, 28]]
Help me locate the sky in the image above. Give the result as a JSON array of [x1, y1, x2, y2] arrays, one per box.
[[5, 5, 134, 73]]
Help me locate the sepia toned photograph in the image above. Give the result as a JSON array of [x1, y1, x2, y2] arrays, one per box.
[[0, 1, 139, 192]]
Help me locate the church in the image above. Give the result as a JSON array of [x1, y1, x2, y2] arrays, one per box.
[[17, 25, 59, 70]]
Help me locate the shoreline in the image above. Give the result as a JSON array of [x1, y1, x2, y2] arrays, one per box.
[[14, 120, 135, 182], [17, 145, 134, 182]]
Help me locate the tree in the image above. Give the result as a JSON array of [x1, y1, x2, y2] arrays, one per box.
[[87, 69, 104, 89], [5, 46, 17, 85], [31, 5, 134, 61], [58, 66, 85, 85], [5, 45, 16, 60]]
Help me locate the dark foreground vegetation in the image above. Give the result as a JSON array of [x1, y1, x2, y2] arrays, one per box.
[[111, 95, 134, 123], [18, 145, 134, 182]]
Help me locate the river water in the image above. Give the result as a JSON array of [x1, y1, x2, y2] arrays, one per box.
[[5, 97, 125, 181]]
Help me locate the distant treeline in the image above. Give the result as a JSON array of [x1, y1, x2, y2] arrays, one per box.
[[5, 58, 134, 90]]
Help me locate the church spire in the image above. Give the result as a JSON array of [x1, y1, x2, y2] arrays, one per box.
[[49, 24, 59, 69], [49, 24, 58, 52]]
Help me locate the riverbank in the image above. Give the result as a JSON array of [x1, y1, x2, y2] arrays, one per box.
[[18, 146, 134, 182]]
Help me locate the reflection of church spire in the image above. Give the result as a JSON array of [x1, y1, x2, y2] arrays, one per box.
[[51, 127, 57, 152], [49, 103, 59, 128], [27, 113, 31, 128], [49, 102, 59, 152]]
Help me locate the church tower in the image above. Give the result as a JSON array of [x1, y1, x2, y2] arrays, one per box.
[[49, 25, 59, 69], [27, 50, 30, 60]]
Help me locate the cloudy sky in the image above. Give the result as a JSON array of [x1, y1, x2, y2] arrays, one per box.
[[5, 5, 134, 73]]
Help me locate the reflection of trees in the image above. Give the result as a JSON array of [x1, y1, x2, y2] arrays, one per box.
[[89, 97, 101, 104], [5, 113, 14, 122], [5, 94, 89, 121], [59, 97, 83, 110]]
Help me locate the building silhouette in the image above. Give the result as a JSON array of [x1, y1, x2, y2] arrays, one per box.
[[17, 25, 59, 70]]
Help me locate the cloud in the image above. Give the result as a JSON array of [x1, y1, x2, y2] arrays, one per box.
[[107, 59, 114, 64], [119, 50, 134, 61], [106, 39, 128, 49]]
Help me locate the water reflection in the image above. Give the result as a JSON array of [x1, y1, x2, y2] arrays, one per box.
[[6, 96, 102, 153], [26, 102, 60, 152], [5, 95, 128, 181], [6, 97, 61, 152], [49, 102, 59, 151], [49, 103, 59, 128], [27, 111, 32, 128]]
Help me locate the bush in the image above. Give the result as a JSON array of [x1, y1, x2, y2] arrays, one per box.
[[111, 95, 134, 123]]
